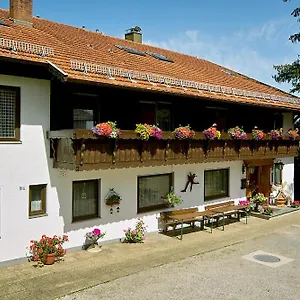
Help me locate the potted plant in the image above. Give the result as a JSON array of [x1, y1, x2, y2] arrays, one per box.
[[162, 191, 182, 208], [228, 126, 247, 140], [135, 123, 163, 140], [269, 128, 283, 140], [105, 188, 121, 206], [173, 125, 195, 140], [92, 121, 121, 138], [252, 126, 265, 140], [262, 205, 274, 215], [85, 228, 106, 252], [287, 128, 299, 140], [123, 218, 147, 243], [250, 193, 267, 212], [28, 234, 68, 266], [203, 123, 221, 140]]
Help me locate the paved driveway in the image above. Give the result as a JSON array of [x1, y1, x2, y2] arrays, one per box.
[[61, 224, 300, 300]]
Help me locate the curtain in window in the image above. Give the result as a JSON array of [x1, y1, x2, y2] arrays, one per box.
[[205, 169, 228, 199], [30, 186, 43, 212], [73, 181, 98, 218], [139, 175, 170, 209]]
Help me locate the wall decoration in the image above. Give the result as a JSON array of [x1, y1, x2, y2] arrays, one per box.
[[105, 188, 121, 206], [181, 172, 199, 192]]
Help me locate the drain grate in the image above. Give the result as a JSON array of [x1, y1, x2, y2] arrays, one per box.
[[254, 254, 281, 263]]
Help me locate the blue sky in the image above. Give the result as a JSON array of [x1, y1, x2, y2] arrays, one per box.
[[1, 0, 299, 93]]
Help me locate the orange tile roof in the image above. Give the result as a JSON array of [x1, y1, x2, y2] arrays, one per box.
[[0, 8, 299, 110]]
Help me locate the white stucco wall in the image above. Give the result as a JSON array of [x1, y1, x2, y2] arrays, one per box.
[[51, 160, 246, 250], [0, 75, 64, 263]]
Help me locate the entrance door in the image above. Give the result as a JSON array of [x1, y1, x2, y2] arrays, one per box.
[[245, 160, 273, 199]]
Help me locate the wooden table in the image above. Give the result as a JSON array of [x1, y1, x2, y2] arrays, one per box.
[[168, 211, 215, 240], [210, 205, 249, 231]]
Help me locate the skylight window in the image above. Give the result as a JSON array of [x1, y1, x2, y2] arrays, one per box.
[[0, 18, 8, 26], [221, 69, 236, 76], [146, 51, 174, 63], [115, 44, 146, 56]]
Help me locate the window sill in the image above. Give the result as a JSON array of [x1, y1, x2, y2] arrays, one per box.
[[72, 216, 101, 223], [29, 213, 48, 219], [0, 141, 22, 144]]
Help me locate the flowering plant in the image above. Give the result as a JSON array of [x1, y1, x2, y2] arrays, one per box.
[[85, 228, 106, 245], [287, 128, 299, 140], [123, 218, 147, 243], [238, 200, 251, 206], [262, 205, 274, 215], [28, 234, 68, 265], [203, 123, 221, 140], [291, 200, 300, 208], [269, 128, 283, 140], [250, 193, 267, 204], [173, 125, 195, 140], [228, 126, 247, 140], [252, 126, 265, 140], [92, 121, 121, 138], [135, 124, 163, 140], [162, 191, 182, 207]]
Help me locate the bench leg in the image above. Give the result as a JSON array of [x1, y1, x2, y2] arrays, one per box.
[[222, 213, 225, 231], [180, 221, 184, 240]]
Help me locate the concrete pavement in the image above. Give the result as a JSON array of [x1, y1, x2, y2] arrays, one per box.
[[1, 211, 300, 300]]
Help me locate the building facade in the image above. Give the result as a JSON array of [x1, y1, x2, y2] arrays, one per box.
[[0, 0, 299, 264]]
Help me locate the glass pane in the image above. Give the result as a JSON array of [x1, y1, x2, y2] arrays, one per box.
[[73, 109, 94, 129], [139, 175, 170, 209], [274, 166, 282, 185], [73, 181, 97, 218], [0, 88, 16, 138], [30, 186, 43, 212], [157, 103, 171, 131], [205, 169, 228, 198]]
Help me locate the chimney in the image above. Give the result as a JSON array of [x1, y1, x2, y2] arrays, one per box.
[[10, 0, 33, 27], [125, 26, 142, 43]]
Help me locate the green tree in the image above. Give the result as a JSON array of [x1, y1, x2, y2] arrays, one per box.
[[273, 1, 300, 93]]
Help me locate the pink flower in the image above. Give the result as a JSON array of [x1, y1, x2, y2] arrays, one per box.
[[128, 227, 131, 230], [132, 230, 137, 235], [123, 229, 127, 232], [93, 228, 101, 235], [143, 236, 146, 240]]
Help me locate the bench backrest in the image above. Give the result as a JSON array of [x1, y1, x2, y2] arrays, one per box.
[[205, 201, 234, 211], [161, 208, 197, 220]]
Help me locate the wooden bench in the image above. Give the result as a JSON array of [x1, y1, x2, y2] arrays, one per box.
[[205, 201, 248, 230], [160, 208, 199, 233]]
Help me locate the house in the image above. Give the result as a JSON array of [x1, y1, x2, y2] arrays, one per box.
[[0, 0, 299, 264]]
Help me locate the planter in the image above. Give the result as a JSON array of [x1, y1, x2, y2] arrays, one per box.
[[86, 244, 102, 253], [43, 253, 55, 265]]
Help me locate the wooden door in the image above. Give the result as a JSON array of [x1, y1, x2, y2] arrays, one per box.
[[259, 165, 272, 198]]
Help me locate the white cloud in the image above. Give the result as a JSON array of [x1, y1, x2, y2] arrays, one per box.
[[144, 19, 298, 94]]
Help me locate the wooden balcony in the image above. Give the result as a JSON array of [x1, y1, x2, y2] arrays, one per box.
[[47, 130, 300, 171]]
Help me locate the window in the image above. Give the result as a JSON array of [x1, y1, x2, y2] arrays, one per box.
[[72, 180, 99, 221], [273, 163, 283, 185], [138, 173, 173, 213], [29, 184, 47, 217], [73, 109, 94, 129], [204, 169, 229, 201], [138, 101, 172, 131], [0, 86, 20, 141]]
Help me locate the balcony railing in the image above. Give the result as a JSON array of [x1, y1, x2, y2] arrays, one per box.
[[47, 130, 300, 171]]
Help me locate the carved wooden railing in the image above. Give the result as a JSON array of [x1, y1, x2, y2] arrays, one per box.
[[47, 130, 300, 171]]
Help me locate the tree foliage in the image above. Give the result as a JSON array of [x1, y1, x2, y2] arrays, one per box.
[[273, 0, 300, 93]]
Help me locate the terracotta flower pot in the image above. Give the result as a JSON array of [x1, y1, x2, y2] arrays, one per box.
[[43, 253, 56, 265]]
